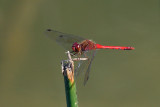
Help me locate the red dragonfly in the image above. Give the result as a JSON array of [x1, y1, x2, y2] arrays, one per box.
[[46, 29, 134, 85]]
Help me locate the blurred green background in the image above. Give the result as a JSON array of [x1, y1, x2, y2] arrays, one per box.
[[0, 0, 160, 107]]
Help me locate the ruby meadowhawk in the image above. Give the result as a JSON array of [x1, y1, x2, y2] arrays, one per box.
[[45, 29, 134, 85]]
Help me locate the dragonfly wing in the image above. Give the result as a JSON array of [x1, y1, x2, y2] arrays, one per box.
[[82, 41, 97, 85], [74, 54, 89, 78], [74, 41, 97, 85], [83, 49, 96, 85], [45, 29, 85, 51]]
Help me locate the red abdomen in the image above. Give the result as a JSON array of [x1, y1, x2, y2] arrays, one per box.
[[96, 44, 134, 50]]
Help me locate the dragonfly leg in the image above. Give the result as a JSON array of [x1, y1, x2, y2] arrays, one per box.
[[67, 51, 77, 57], [72, 57, 88, 61], [84, 53, 89, 61]]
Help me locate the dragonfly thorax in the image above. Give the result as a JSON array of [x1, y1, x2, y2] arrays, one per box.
[[72, 42, 81, 52]]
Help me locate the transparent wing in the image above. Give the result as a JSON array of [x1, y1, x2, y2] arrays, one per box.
[[45, 29, 85, 51], [74, 54, 89, 78], [83, 48, 96, 85], [74, 41, 97, 85]]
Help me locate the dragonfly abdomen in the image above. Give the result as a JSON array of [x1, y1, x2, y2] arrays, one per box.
[[96, 44, 134, 50]]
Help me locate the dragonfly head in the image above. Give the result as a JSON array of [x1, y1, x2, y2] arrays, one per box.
[[72, 42, 81, 52]]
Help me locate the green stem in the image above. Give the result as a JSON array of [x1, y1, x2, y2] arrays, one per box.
[[62, 51, 78, 107], [64, 75, 78, 107]]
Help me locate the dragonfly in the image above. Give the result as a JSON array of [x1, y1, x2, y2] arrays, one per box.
[[45, 29, 134, 85]]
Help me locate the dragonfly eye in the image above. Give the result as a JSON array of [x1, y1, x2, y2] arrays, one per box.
[[76, 44, 81, 51], [77, 44, 80, 48], [72, 46, 76, 51], [72, 42, 81, 52]]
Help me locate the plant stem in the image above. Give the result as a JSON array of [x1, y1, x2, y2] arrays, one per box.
[[62, 51, 78, 107], [64, 74, 78, 107]]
